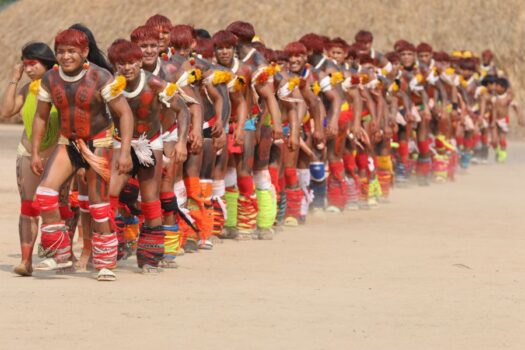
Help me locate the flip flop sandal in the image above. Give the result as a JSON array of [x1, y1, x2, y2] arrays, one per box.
[[35, 258, 73, 271], [97, 268, 116, 281]]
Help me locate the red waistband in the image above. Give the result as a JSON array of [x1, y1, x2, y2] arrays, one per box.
[[62, 128, 111, 141]]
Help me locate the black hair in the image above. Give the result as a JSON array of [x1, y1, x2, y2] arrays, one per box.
[[69, 23, 113, 73], [195, 28, 211, 39], [481, 74, 496, 87], [21, 42, 57, 70], [495, 77, 509, 90]]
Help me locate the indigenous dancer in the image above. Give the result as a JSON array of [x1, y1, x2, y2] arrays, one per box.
[[225, 21, 284, 239], [281, 41, 323, 224], [145, 14, 173, 57], [130, 24, 193, 265], [211, 29, 248, 239], [0, 43, 58, 276], [299, 33, 344, 214], [31, 29, 134, 281], [490, 77, 524, 162], [107, 39, 189, 271], [69, 23, 114, 271], [169, 24, 225, 249]]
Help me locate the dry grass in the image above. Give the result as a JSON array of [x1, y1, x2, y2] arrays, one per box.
[[1, 0, 523, 136]]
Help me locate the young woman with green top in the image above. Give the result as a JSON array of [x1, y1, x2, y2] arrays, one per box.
[[0, 42, 59, 276]]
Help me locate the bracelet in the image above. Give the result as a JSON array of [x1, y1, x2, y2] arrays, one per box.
[[8, 81, 18, 85]]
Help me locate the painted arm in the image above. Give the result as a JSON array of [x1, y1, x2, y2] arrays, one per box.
[[108, 95, 134, 174], [323, 89, 341, 139], [30, 99, 52, 175], [182, 85, 203, 154], [300, 83, 323, 145], [256, 82, 283, 140], [0, 63, 25, 119], [170, 96, 190, 163]]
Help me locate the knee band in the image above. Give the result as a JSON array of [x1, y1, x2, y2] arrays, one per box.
[[328, 161, 344, 179], [119, 179, 140, 207], [342, 153, 356, 173], [417, 140, 430, 155], [59, 205, 74, 220], [224, 168, 237, 188], [78, 195, 90, 213], [237, 176, 254, 197], [284, 167, 298, 187], [160, 192, 177, 214], [356, 153, 369, 170], [35, 187, 59, 213], [21, 200, 40, 217], [212, 180, 225, 198], [184, 177, 201, 200], [297, 169, 311, 190], [89, 203, 111, 223], [141, 200, 162, 221], [254, 170, 272, 191], [310, 162, 326, 182], [398, 141, 409, 161]]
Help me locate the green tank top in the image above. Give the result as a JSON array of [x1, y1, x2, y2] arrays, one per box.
[[21, 80, 59, 151]]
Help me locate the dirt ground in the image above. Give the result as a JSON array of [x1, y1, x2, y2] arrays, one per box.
[[0, 123, 523, 350]]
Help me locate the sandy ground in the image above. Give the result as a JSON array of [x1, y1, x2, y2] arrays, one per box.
[[0, 123, 523, 350]]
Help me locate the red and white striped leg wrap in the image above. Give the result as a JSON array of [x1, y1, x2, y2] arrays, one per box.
[[39, 222, 71, 263], [35, 187, 59, 213], [345, 176, 360, 203], [285, 188, 303, 219], [89, 203, 111, 223], [78, 195, 90, 213], [92, 232, 118, 270], [327, 161, 348, 209], [21, 200, 40, 217]]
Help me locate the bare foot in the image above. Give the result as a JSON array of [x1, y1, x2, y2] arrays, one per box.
[[13, 262, 32, 276], [74, 245, 92, 272]]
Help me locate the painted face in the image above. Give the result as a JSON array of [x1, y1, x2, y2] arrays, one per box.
[[138, 39, 159, 67], [158, 28, 171, 52], [55, 45, 87, 73], [417, 52, 432, 66], [215, 45, 235, 67], [176, 46, 192, 58], [399, 50, 415, 69], [328, 46, 346, 65], [22, 59, 47, 81], [115, 60, 142, 82], [288, 54, 306, 73]]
